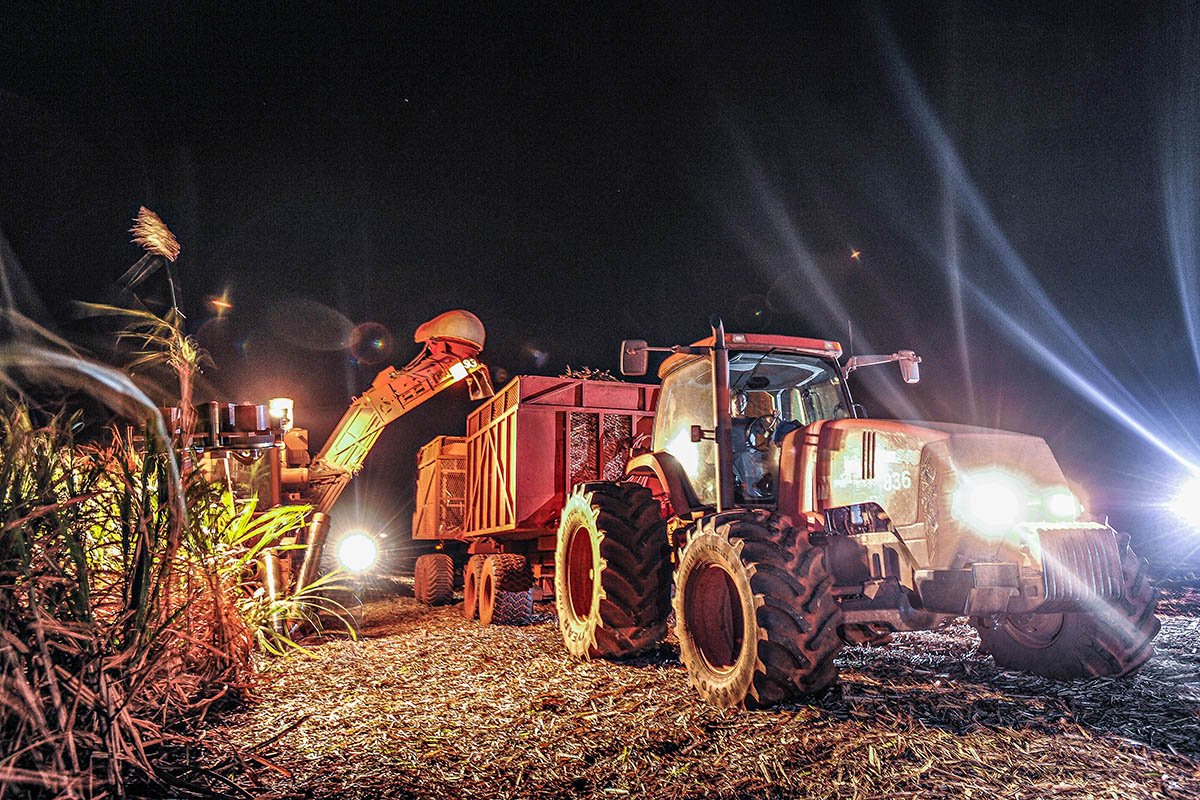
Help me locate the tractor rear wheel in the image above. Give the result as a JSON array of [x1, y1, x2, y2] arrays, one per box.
[[462, 554, 488, 619], [479, 554, 534, 626], [414, 553, 455, 606], [555, 482, 670, 659], [972, 543, 1160, 679], [674, 511, 843, 708]]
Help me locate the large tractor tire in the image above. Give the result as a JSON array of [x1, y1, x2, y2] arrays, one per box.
[[972, 543, 1160, 679], [555, 482, 670, 659], [462, 554, 487, 619], [479, 554, 534, 626], [414, 553, 455, 606], [674, 511, 843, 708]]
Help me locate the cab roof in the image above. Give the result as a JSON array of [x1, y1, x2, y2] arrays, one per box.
[[658, 332, 844, 378]]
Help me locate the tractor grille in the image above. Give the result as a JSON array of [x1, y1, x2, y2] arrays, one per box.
[[1034, 524, 1123, 612]]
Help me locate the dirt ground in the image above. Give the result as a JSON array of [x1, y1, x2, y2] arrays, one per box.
[[203, 587, 1200, 800]]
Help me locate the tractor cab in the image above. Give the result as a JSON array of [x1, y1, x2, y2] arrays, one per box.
[[620, 322, 923, 521], [622, 324, 861, 515], [651, 345, 851, 506]]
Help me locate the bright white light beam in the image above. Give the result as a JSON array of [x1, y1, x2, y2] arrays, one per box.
[[972, 288, 1200, 473], [873, 9, 1193, 461], [337, 531, 378, 572]]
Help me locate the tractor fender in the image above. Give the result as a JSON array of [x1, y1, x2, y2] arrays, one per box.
[[625, 451, 705, 518]]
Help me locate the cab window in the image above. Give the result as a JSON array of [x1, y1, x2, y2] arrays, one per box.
[[653, 357, 717, 505]]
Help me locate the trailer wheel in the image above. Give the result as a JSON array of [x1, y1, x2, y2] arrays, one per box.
[[490, 586, 534, 626], [555, 482, 670, 659], [479, 554, 534, 626], [674, 511, 842, 708], [462, 554, 488, 619], [972, 543, 1160, 679], [414, 553, 455, 606]]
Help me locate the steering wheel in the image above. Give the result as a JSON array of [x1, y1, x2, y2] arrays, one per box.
[[745, 415, 778, 452]]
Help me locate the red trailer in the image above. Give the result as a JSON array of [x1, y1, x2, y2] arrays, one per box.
[[412, 375, 657, 623]]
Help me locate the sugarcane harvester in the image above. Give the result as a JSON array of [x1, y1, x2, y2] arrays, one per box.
[[113, 211, 495, 594], [190, 310, 493, 596]]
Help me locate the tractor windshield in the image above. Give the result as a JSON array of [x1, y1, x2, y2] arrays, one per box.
[[654, 350, 849, 506]]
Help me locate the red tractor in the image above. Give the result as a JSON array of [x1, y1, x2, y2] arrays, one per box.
[[554, 319, 1160, 707]]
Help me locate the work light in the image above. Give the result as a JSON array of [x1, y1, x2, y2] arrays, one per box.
[[337, 531, 379, 572]]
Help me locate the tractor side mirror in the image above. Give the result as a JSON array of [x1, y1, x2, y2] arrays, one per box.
[[620, 339, 649, 376], [846, 350, 922, 384], [898, 350, 921, 384]]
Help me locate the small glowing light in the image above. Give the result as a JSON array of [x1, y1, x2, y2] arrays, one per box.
[[850, 248, 862, 262], [208, 289, 234, 317], [954, 471, 1026, 535], [268, 397, 294, 431], [448, 361, 470, 381], [1170, 475, 1200, 518], [337, 532, 378, 572]]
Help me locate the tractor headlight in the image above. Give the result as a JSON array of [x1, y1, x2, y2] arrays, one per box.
[[954, 471, 1026, 535], [1042, 488, 1081, 521], [337, 531, 379, 572]]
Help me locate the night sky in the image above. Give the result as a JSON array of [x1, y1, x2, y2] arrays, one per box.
[[2, 3, 1197, 568]]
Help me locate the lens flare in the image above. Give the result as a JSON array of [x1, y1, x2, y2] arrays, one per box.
[[350, 322, 394, 365], [266, 299, 354, 352]]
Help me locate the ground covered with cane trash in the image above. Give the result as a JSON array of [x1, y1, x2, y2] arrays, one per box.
[[202, 585, 1200, 800]]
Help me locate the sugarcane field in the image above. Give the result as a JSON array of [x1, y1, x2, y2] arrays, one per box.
[[7, 5, 1200, 799]]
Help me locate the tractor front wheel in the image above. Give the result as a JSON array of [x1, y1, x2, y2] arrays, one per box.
[[972, 543, 1160, 679], [674, 512, 843, 708], [555, 482, 670, 659]]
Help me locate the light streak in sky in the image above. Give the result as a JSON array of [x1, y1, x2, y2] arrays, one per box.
[[1158, 5, 1200, 392], [719, 128, 924, 421], [971, 287, 1199, 473], [871, 7, 1200, 475]]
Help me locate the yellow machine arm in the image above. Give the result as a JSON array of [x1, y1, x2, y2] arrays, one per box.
[[303, 310, 492, 514]]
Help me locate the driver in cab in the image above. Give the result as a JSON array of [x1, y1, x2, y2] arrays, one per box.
[[731, 390, 776, 500]]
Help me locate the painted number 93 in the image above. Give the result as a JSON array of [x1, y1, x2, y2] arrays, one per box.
[[881, 471, 913, 492]]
